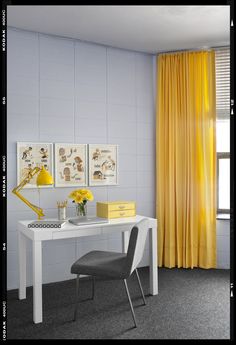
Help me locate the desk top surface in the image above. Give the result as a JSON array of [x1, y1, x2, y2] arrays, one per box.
[[18, 215, 157, 241], [19, 215, 156, 229]]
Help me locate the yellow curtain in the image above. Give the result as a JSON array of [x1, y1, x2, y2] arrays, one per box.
[[156, 51, 216, 269]]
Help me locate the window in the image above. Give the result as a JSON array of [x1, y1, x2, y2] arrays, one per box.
[[215, 47, 230, 214], [217, 153, 230, 212]]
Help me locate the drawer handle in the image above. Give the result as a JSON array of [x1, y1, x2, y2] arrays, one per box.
[[119, 205, 125, 209], [120, 212, 125, 216]]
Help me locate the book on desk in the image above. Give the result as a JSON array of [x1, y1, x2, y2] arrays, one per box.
[[28, 220, 67, 229]]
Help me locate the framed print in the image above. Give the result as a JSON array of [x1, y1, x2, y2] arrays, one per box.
[[17, 142, 53, 188], [88, 144, 118, 186], [54, 143, 87, 187]]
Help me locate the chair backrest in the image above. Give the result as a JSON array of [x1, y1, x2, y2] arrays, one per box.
[[125, 218, 149, 276]]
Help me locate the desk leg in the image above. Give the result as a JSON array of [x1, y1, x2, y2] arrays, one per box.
[[18, 231, 27, 300], [149, 226, 158, 295], [122, 231, 129, 253], [33, 240, 43, 323]]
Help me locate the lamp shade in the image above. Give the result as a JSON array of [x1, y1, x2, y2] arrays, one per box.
[[36, 166, 54, 186]]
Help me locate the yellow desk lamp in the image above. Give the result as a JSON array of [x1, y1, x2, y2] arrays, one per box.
[[12, 166, 54, 220]]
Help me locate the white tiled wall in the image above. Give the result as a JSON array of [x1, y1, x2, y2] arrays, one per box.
[[7, 27, 156, 290]]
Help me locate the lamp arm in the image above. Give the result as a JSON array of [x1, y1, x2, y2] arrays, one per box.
[[12, 167, 39, 190], [12, 167, 45, 220], [12, 190, 44, 219]]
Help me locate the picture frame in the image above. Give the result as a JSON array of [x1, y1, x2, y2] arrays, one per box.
[[17, 142, 54, 188], [54, 143, 88, 187], [88, 144, 118, 186]]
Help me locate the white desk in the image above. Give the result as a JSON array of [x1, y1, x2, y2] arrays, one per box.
[[18, 215, 158, 323]]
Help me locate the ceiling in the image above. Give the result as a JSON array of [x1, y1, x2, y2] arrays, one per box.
[[7, 5, 230, 54]]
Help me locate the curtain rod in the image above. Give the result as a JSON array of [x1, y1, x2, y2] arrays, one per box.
[[157, 45, 230, 55]]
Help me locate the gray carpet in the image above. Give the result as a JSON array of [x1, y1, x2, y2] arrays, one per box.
[[7, 267, 230, 339]]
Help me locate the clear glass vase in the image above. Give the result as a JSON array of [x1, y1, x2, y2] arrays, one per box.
[[75, 203, 87, 217]]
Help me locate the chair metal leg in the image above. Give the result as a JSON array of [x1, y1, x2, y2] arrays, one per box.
[[135, 269, 146, 305], [92, 276, 95, 300], [73, 275, 80, 321], [123, 279, 137, 328]]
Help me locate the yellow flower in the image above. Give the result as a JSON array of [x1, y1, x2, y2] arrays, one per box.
[[78, 189, 88, 196], [68, 189, 93, 203], [74, 194, 84, 204], [68, 190, 79, 200], [77, 189, 94, 201], [85, 190, 94, 201]]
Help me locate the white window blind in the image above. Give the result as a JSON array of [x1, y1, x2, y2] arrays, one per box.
[[215, 47, 230, 119]]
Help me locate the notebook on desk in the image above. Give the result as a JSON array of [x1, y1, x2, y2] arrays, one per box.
[[69, 216, 109, 226], [28, 220, 67, 228]]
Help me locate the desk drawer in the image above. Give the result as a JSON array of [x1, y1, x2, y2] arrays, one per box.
[[108, 202, 135, 211], [52, 227, 102, 239], [107, 209, 136, 219]]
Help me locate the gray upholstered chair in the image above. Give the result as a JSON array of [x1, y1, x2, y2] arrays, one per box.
[[70, 218, 149, 328]]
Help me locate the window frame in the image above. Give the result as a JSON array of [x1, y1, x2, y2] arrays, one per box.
[[217, 152, 230, 214]]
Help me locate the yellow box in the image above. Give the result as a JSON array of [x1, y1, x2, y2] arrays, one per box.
[[96, 201, 136, 219]]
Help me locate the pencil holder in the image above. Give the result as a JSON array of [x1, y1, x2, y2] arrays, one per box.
[[57, 200, 67, 220], [58, 207, 66, 220]]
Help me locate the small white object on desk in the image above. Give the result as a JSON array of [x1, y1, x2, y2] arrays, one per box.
[[57, 200, 67, 220]]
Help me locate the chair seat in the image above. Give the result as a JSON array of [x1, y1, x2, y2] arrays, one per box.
[[71, 250, 128, 279]]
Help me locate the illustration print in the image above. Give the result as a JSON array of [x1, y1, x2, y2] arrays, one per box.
[[17, 142, 53, 188], [89, 144, 118, 186], [55, 144, 87, 187]]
